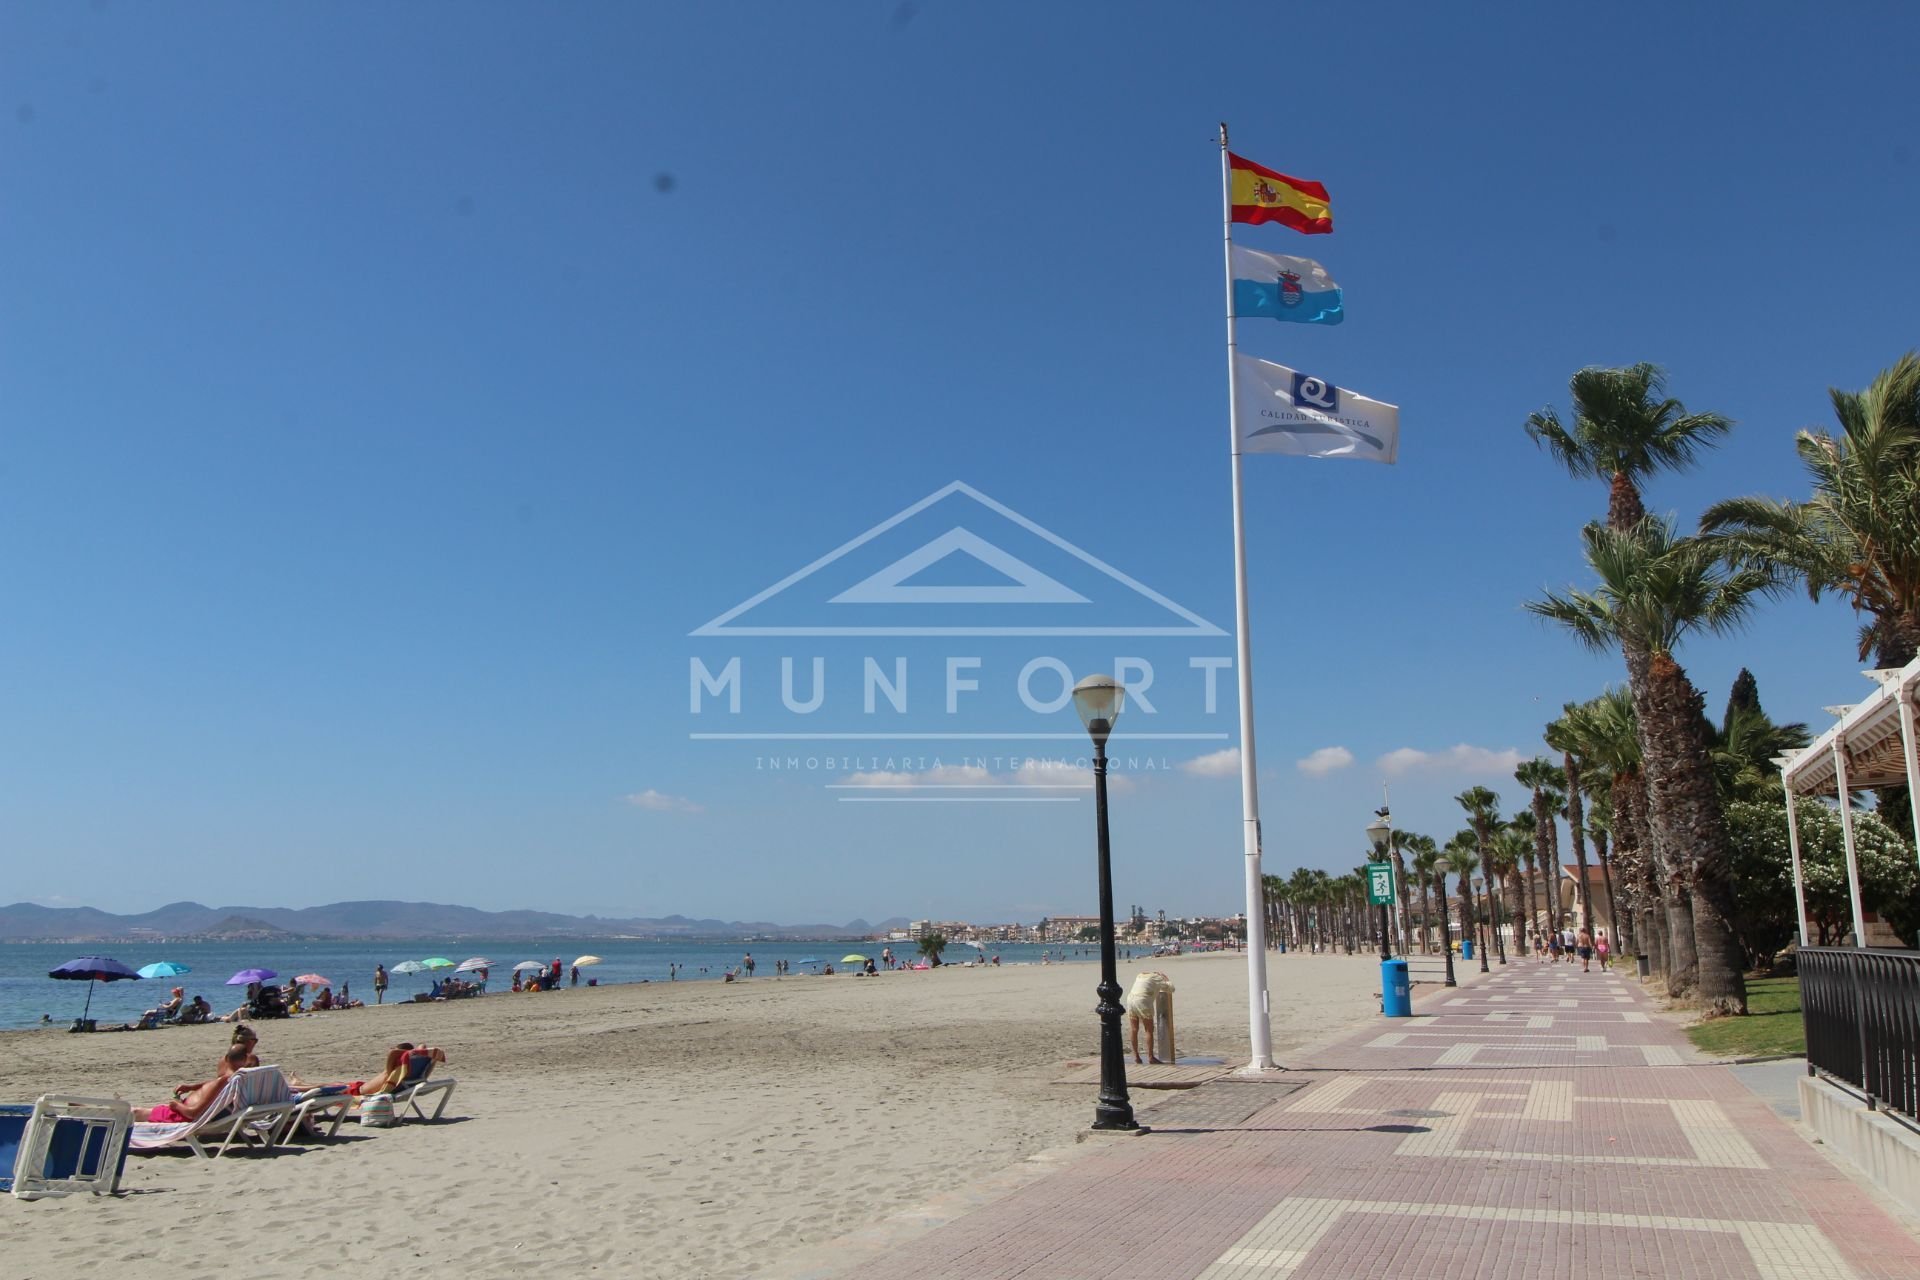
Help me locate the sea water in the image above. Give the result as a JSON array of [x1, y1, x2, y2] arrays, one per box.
[[0, 938, 1131, 1031]]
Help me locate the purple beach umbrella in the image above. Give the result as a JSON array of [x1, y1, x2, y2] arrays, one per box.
[[226, 968, 278, 986], [48, 956, 142, 1024]]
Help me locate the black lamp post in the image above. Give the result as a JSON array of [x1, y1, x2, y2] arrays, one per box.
[[1366, 812, 1393, 963], [1074, 673, 1137, 1132], [1436, 855, 1458, 987]]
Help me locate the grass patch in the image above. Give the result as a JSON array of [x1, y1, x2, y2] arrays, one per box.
[[1685, 975, 1804, 1058]]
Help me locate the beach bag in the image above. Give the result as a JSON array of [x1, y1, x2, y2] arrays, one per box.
[[358, 1093, 396, 1127]]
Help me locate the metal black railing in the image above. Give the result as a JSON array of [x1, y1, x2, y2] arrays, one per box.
[[1801, 946, 1920, 1120]]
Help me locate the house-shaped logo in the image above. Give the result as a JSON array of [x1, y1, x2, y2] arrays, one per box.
[[691, 481, 1225, 637]]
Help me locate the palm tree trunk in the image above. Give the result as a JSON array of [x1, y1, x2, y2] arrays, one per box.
[[1393, 844, 1412, 955], [1564, 753, 1594, 931], [1523, 856, 1539, 949], [1640, 652, 1746, 1014], [1594, 831, 1622, 953]]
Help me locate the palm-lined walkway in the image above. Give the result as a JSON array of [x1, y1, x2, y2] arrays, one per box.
[[787, 966, 1920, 1279]]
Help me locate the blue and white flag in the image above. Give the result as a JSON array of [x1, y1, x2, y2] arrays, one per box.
[[1230, 244, 1343, 325], [1233, 353, 1399, 463]]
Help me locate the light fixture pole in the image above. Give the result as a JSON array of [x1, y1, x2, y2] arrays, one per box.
[[1437, 856, 1458, 987], [1074, 674, 1137, 1132], [1366, 811, 1393, 963]]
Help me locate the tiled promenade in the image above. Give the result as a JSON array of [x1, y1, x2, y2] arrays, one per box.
[[807, 962, 1920, 1279]]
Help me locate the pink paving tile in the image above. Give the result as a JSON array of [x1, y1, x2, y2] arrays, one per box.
[[796, 966, 1920, 1280]]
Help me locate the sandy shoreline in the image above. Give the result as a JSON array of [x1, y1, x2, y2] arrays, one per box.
[[1, 951, 1388, 1279]]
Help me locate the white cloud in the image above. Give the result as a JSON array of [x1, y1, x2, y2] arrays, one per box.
[[1295, 746, 1354, 777], [1181, 747, 1242, 778], [1376, 744, 1526, 778], [841, 759, 1134, 793], [624, 789, 704, 813], [843, 764, 994, 787]]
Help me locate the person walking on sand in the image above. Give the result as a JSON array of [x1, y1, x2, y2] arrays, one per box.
[[374, 964, 388, 1005], [743, 952, 754, 978], [1576, 925, 1594, 972], [570, 965, 579, 987]]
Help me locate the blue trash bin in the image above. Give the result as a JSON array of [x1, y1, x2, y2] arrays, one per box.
[[1381, 959, 1411, 1017], [1461, 938, 1474, 960]]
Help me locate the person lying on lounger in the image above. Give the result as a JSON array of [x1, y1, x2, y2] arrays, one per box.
[[136, 1045, 252, 1122], [336, 1043, 447, 1096]]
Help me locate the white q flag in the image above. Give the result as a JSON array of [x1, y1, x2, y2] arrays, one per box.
[[1233, 352, 1399, 463]]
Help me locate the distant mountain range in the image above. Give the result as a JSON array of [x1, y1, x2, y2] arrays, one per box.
[[0, 900, 910, 943]]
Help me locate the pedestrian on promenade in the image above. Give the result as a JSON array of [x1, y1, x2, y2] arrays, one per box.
[[1596, 930, 1611, 970], [374, 964, 388, 1005], [1548, 932, 1563, 963], [1576, 926, 1594, 971]]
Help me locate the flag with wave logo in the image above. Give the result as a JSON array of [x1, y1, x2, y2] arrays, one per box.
[[1233, 353, 1398, 463], [1231, 245, 1342, 326]]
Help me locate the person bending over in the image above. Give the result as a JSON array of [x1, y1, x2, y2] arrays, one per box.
[[1123, 971, 1173, 1065]]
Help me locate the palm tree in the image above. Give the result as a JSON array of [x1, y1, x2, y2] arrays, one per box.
[[1566, 688, 1655, 968], [1585, 793, 1622, 955], [1703, 354, 1920, 667], [1455, 787, 1505, 965], [1494, 824, 1533, 956], [1530, 518, 1773, 1016], [1703, 355, 1920, 835], [1508, 809, 1540, 942], [1445, 832, 1482, 969], [1542, 713, 1599, 932], [1390, 829, 1417, 954], [1408, 836, 1441, 952], [1513, 759, 1567, 934], [1525, 363, 1733, 983], [1709, 671, 1811, 804], [1262, 873, 1288, 949], [1526, 363, 1733, 533]]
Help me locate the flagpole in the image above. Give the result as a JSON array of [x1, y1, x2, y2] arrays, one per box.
[[1221, 121, 1276, 1071]]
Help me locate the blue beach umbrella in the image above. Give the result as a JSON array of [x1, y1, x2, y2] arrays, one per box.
[[137, 961, 191, 980], [49, 956, 142, 1023]]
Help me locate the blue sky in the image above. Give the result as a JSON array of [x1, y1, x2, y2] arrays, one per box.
[[3, 3, 1916, 924]]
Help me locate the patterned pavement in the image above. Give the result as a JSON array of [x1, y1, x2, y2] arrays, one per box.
[[810, 962, 1920, 1279]]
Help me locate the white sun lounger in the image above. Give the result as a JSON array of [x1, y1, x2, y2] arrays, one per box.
[[129, 1066, 299, 1159]]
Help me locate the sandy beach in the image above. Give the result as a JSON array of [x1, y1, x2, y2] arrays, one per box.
[[1, 951, 1388, 1279]]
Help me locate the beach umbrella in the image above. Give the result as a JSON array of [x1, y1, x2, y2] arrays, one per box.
[[48, 956, 141, 1023], [455, 957, 493, 973], [420, 957, 454, 971], [136, 961, 191, 979], [840, 954, 868, 965], [226, 967, 277, 986], [293, 974, 332, 987], [390, 960, 428, 974], [572, 955, 602, 967], [510, 961, 544, 973]]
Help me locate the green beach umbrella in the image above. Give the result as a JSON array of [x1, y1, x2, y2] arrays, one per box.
[[840, 954, 868, 965], [420, 958, 454, 970]]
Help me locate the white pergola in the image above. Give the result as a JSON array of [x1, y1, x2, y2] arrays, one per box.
[[1778, 653, 1920, 948]]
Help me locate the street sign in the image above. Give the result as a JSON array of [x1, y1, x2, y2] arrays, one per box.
[[1366, 862, 1395, 906]]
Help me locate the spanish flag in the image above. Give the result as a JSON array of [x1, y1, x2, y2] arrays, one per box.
[[1228, 153, 1332, 235]]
